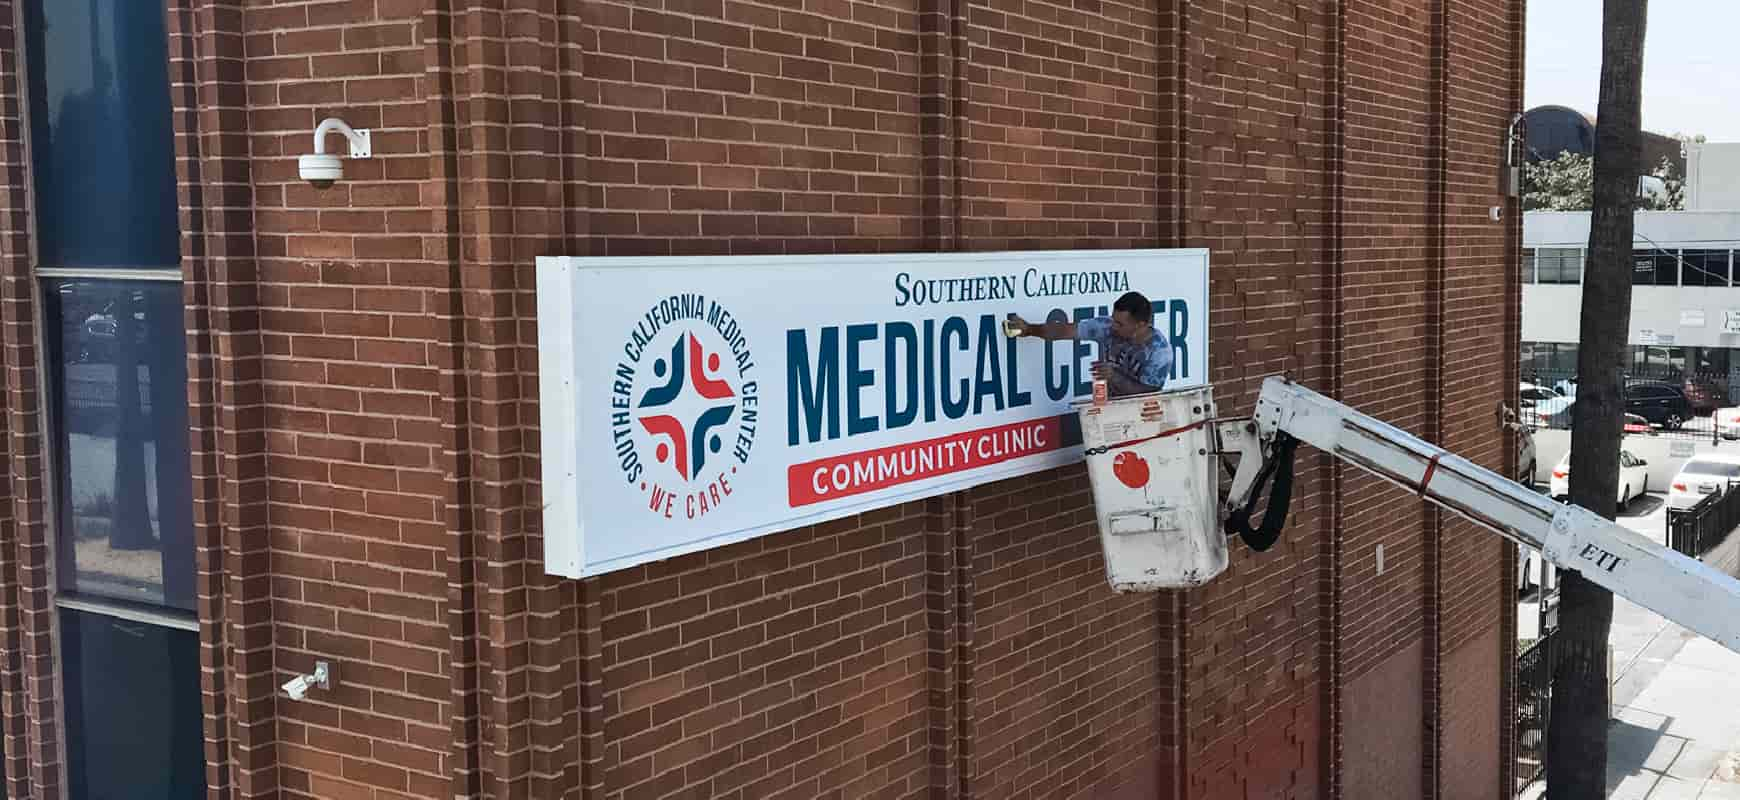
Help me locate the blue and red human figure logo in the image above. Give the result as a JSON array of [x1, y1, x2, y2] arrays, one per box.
[[638, 333, 738, 479], [610, 295, 759, 521]]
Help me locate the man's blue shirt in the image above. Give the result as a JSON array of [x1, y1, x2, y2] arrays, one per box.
[[1078, 317, 1172, 391]]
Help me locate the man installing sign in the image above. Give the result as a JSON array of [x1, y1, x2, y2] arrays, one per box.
[[1006, 291, 1173, 398]]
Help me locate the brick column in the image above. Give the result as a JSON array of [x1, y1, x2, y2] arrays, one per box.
[[167, 2, 281, 796], [0, 1, 56, 795], [428, 1, 582, 796]]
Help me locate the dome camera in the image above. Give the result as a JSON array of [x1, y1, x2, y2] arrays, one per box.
[[298, 153, 343, 190], [300, 117, 372, 190]]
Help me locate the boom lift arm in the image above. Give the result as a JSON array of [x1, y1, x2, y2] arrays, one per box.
[[1218, 376, 1740, 655]]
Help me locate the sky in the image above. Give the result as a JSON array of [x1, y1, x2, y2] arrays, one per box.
[[1527, 0, 1740, 142]]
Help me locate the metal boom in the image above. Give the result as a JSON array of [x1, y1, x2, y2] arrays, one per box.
[[1223, 376, 1740, 655]]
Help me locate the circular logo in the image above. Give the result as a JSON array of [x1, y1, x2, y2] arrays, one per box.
[[610, 296, 758, 521]]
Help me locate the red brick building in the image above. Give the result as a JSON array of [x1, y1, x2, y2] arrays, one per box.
[[0, 1, 1524, 798]]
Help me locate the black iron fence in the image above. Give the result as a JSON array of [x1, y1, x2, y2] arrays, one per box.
[[1515, 629, 1554, 791], [1666, 481, 1740, 558], [1521, 368, 1739, 441]]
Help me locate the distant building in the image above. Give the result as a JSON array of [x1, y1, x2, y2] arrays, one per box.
[[1685, 143, 1740, 210], [1522, 104, 1685, 173], [1524, 210, 1740, 400]]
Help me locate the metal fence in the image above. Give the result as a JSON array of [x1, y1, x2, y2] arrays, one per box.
[[1666, 481, 1740, 558], [1521, 368, 1739, 441], [1515, 629, 1554, 791]]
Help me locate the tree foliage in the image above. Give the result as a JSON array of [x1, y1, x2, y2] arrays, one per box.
[[1522, 151, 1684, 211]]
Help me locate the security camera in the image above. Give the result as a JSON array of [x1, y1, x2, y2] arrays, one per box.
[[281, 660, 334, 701], [282, 674, 314, 701], [298, 153, 343, 190], [298, 118, 371, 189]]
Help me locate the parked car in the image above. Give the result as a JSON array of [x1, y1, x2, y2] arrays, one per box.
[[1715, 406, 1740, 440], [1517, 423, 1537, 485], [1518, 543, 1550, 595], [1623, 412, 1654, 435], [1668, 453, 1740, 511], [1549, 448, 1649, 509], [1520, 382, 1560, 410], [1529, 394, 1575, 428], [1681, 376, 1730, 416], [1624, 381, 1694, 429], [1516, 426, 1540, 594]]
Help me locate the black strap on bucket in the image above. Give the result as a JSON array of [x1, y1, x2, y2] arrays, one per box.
[[1224, 433, 1300, 552]]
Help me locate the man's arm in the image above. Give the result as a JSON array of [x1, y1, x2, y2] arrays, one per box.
[[1099, 365, 1155, 397], [1094, 339, 1171, 397], [1007, 314, 1111, 343], [1006, 313, 1078, 341]]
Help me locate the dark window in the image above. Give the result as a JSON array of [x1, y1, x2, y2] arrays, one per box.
[[22, 0, 179, 268], [1522, 341, 1579, 378], [46, 280, 193, 611], [1632, 251, 1680, 286], [60, 608, 204, 800], [1689, 346, 1731, 377], [1522, 248, 1536, 283], [1681, 249, 1731, 287], [1536, 249, 1581, 284], [1631, 384, 1682, 401], [1684, 459, 1740, 479], [23, 2, 199, 795]]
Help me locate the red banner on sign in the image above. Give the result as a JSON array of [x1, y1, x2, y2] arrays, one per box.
[[787, 416, 1065, 507]]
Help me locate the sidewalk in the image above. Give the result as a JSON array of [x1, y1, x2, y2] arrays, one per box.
[[1520, 495, 1740, 799]]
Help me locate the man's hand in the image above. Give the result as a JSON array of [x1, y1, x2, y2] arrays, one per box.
[[1094, 361, 1160, 399], [1004, 313, 1031, 338], [1009, 314, 1076, 342]]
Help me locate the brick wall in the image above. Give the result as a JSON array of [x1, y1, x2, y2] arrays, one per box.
[[0, 0, 1524, 798], [1177, 0, 1334, 795]]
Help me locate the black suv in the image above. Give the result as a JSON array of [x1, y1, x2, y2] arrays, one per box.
[[1625, 381, 1694, 428]]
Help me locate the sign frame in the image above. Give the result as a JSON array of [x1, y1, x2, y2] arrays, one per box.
[[536, 248, 1211, 577]]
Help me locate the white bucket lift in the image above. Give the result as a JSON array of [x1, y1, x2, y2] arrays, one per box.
[[1076, 387, 1228, 591], [1078, 376, 1740, 658]]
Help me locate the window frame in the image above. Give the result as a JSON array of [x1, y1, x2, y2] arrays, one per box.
[[18, 0, 193, 626], [1630, 250, 1680, 286], [1536, 247, 1583, 284], [43, 278, 197, 613], [13, 0, 200, 792], [1678, 248, 1732, 288]]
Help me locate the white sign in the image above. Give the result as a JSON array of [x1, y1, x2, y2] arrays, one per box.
[[536, 249, 1211, 577], [1682, 309, 1707, 328], [1670, 440, 1696, 458], [1725, 310, 1740, 334]]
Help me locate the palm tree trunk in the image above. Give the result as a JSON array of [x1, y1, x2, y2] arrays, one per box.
[[1546, 1, 1647, 796], [109, 290, 152, 551]]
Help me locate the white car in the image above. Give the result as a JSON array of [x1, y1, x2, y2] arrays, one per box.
[[1520, 382, 1560, 409], [1529, 395, 1575, 429], [1715, 407, 1740, 440], [1668, 454, 1740, 510], [1549, 449, 1649, 509]]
